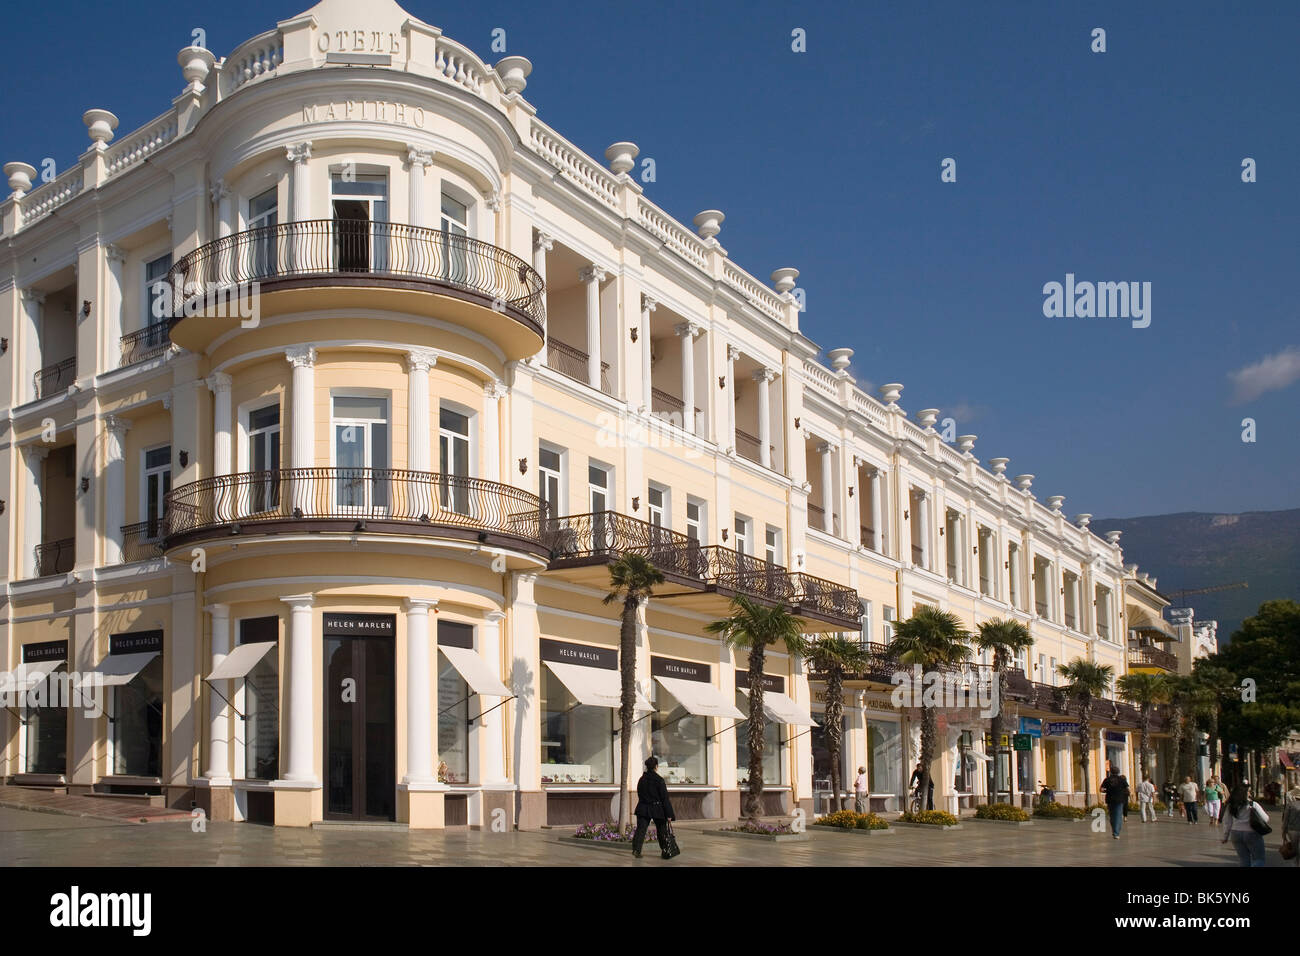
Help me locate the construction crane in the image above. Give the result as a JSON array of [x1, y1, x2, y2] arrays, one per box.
[[1166, 582, 1248, 603]]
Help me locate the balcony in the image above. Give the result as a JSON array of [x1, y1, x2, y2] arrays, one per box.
[[120, 521, 165, 563], [816, 641, 1000, 686], [165, 221, 545, 359], [164, 468, 548, 558], [649, 387, 699, 432], [34, 537, 74, 577], [545, 337, 612, 395], [120, 322, 173, 366], [1128, 644, 1178, 672], [734, 428, 773, 468], [543, 510, 860, 630], [33, 356, 76, 399]]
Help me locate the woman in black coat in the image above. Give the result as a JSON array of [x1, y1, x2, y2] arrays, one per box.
[[632, 757, 676, 858]]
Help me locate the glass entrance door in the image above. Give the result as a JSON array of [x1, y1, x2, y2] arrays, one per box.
[[331, 174, 388, 273], [324, 635, 395, 820]]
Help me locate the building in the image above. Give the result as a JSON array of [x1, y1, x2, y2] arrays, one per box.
[[0, 0, 1158, 828]]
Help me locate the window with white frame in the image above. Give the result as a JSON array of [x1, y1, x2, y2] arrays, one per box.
[[439, 406, 471, 513], [248, 187, 278, 277], [440, 191, 470, 283], [538, 445, 563, 519], [860, 599, 873, 643], [733, 515, 752, 555], [332, 395, 390, 509], [764, 525, 781, 565], [647, 484, 667, 527], [588, 463, 611, 513], [685, 497, 705, 543], [247, 404, 281, 512], [882, 605, 896, 643], [143, 254, 172, 331], [142, 446, 171, 537]]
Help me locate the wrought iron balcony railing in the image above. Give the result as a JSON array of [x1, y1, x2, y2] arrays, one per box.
[[120, 520, 166, 563], [33, 356, 76, 399], [734, 428, 774, 467], [545, 337, 612, 394], [164, 219, 545, 333], [1128, 646, 1179, 672], [34, 537, 75, 577], [164, 468, 546, 552], [120, 322, 173, 366]]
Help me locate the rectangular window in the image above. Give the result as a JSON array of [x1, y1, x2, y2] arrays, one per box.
[[650, 682, 707, 785], [647, 484, 666, 527], [538, 445, 563, 520], [1050, 657, 1058, 686], [588, 463, 610, 513], [248, 187, 279, 277], [860, 599, 873, 643], [247, 404, 281, 512], [882, 605, 896, 643], [114, 655, 164, 777], [439, 407, 471, 514], [540, 668, 613, 784], [25, 663, 68, 775], [331, 173, 389, 271], [735, 689, 781, 786], [240, 616, 279, 781], [867, 719, 903, 797], [733, 515, 750, 555], [440, 191, 469, 283], [764, 526, 780, 565], [437, 620, 473, 785], [143, 254, 172, 329], [143, 446, 171, 537], [332, 395, 390, 510], [685, 498, 705, 543]]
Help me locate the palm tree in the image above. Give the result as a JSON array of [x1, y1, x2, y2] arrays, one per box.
[[1056, 659, 1114, 795], [973, 617, 1034, 799], [1116, 671, 1170, 782], [891, 606, 973, 812], [1164, 673, 1195, 781], [1190, 661, 1238, 780], [603, 553, 664, 832], [706, 596, 808, 824], [808, 635, 871, 810]]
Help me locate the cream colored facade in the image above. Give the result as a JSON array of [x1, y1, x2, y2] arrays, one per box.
[[1, 0, 1149, 828]]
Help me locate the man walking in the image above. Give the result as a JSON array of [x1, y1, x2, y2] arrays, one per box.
[[853, 766, 869, 814], [1180, 775, 1200, 824], [1101, 765, 1131, 839], [1137, 774, 1157, 823]]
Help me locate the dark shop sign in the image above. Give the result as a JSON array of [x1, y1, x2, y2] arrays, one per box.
[[110, 631, 164, 656], [734, 670, 785, 693], [322, 613, 396, 637], [22, 640, 68, 662], [540, 638, 616, 670], [651, 656, 710, 683]]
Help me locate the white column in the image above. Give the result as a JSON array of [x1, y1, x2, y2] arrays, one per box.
[[870, 468, 884, 553], [281, 594, 317, 783], [104, 245, 126, 370], [205, 603, 232, 784], [103, 416, 129, 565], [753, 367, 774, 469], [480, 610, 509, 785], [404, 598, 437, 785], [210, 179, 233, 285], [21, 445, 47, 577], [817, 442, 834, 534], [207, 372, 233, 475], [725, 345, 739, 453], [956, 516, 967, 587], [851, 459, 865, 547], [1009, 543, 1021, 609], [675, 322, 700, 434], [917, 491, 930, 570], [406, 349, 436, 472], [286, 141, 312, 270], [579, 265, 606, 389], [640, 295, 657, 412], [285, 347, 316, 469], [20, 290, 44, 404], [483, 379, 505, 483], [533, 232, 552, 347], [406, 147, 434, 229]]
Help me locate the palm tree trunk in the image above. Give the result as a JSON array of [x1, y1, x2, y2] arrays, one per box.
[[919, 703, 936, 813], [747, 643, 767, 824], [1078, 697, 1092, 797], [1139, 704, 1151, 781], [826, 668, 844, 811], [616, 594, 638, 832], [994, 657, 1008, 798]]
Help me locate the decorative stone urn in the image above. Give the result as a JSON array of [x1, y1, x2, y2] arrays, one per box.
[[988, 457, 1009, 478], [1106, 530, 1123, 546], [957, 434, 977, 455], [916, 408, 940, 430], [692, 209, 724, 241], [178, 46, 216, 92], [879, 383, 903, 406], [83, 109, 119, 148], [496, 55, 532, 94], [4, 162, 37, 197], [770, 267, 799, 293], [827, 348, 853, 371], [1046, 495, 1065, 512], [1075, 513, 1092, 529], [604, 141, 638, 175], [1125, 563, 1138, 574], [1014, 474, 1035, 492]]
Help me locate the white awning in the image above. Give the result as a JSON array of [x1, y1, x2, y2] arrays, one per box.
[[544, 660, 652, 711], [654, 675, 745, 719], [205, 642, 276, 682], [6, 659, 64, 691], [739, 687, 819, 727], [88, 652, 158, 688], [440, 645, 511, 697]]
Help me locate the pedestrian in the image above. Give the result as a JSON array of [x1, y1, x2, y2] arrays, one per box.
[[1137, 774, 1157, 823], [853, 766, 868, 814], [1100, 765, 1131, 839], [1280, 786, 1300, 867], [631, 757, 677, 859], [909, 761, 934, 811], [1219, 782, 1270, 867], [1163, 779, 1179, 818], [1204, 776, 1224, 823], [1179, 776, 1200, 824]]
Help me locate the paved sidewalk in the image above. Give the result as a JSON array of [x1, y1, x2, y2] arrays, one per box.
[[0, 806, 1289, 866], [0, 786, 192, 825]]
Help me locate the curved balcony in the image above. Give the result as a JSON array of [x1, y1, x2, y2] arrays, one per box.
[[165, 220, 545, 357], [163, 468, 548, 557]]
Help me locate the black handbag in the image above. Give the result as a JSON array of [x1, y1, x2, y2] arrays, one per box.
[[661, 820, 681, 859], [1249, 803, 1272, 837]]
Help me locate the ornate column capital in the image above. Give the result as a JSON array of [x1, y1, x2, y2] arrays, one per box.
[[103, 414, 132, 437], [406, 348, 438, 373], [22, 443, 50, 462], [534, 231, 554, 253], [285, 141, 313, 166], [22, 289, 46, 306], [104, 243, 127, 265], [285, 345, 317, 369], [209, 179, 230, 203], [485, 190, 501, 213], [280, 593, 315, 610], [726, 344, 741, 363], [579, 264, 607, 285], [674, 321, 703, 339], [751, 367, 776, 384], [817, 441, 833, 456], [485, 609, 507, 625], [485, 378, 508, 401], [204, 602, 231, 618], [205, 371, 232, 394], [405, 145, 435, 168], [403, 597, 438, 613], [641, 294, 658, 313]]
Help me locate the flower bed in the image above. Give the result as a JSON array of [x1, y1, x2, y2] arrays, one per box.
[[558, 821, 661, 852], [1033, 801, 1087, 820], [813, 810, 892, 831], [896, 810, 961, 829], [972, 803, 1032, 823], [711, 820, 809, 842]]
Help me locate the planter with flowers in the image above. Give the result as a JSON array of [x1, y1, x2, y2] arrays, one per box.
[[710, 820, 809, 843]]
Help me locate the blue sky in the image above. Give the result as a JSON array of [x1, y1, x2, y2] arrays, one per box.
[[4, 0, 1296, 518]]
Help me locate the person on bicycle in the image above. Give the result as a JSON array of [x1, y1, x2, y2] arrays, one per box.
[[908, 761, 934, 811]]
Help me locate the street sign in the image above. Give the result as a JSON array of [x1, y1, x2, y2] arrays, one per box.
[[1019, 717, 1042, 738], [1013, 733, 1032, 752], [1047, 721, 1080, 737]]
